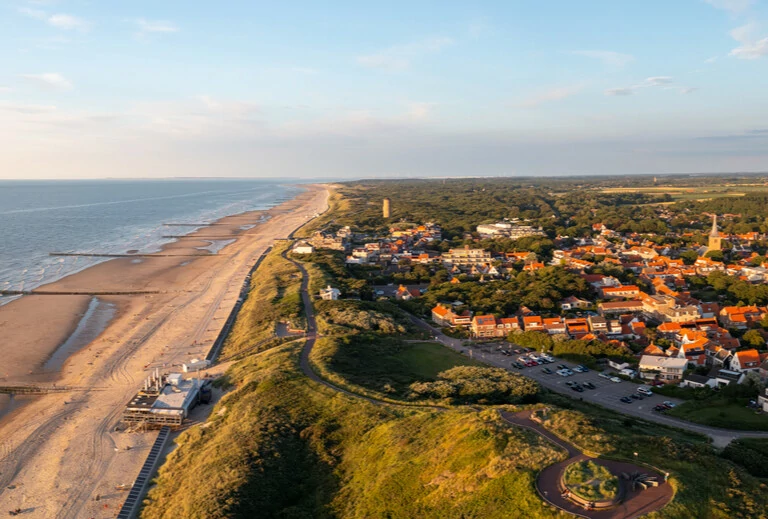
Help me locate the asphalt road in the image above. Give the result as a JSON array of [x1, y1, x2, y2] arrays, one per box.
[[411, 316, 768, 447]]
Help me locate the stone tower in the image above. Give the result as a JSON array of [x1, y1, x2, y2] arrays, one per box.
[[383, 198, 391, 218], [708, 215, 722, 252]]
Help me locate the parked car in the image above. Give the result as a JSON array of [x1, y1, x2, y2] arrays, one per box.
[[610, 377, 622, 383], [637, 386, 653, 397], [582, 382, 596, 390], [571, 385, 584, 392], [630, 394, 643, 400], [620, 397, 633, 403], [598, 372, 612, 380], [663, 401, 676, 408], [542, 367, 553, 374], [512, 362, 525, 369], [557, 369, 570, 377], [653, 404, 668, 412], [557, 364, 568, 370]]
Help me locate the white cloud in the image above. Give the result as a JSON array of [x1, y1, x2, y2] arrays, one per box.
[[517, 84, 584, 108], [19, 8, 90, 31], [135, 19, 179, 34], [406, 102, 435, 121], [357, 37, 454, 71], [729, 22, 768, 59], [571, 50, 634, 67], [605, 87, 635, 96], [0, 101, 58, 114], [646, 76, 673, 86], [703, 0, 754, 15], [680, 87, 698, 94], [0, 86, 12, 94], [19, 73, 73, 90], [705, 55, 718, 63], [48, 14, 89, 31]]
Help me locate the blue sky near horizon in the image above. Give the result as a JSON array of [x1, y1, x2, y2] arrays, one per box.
[[1, 0, 767, 179]]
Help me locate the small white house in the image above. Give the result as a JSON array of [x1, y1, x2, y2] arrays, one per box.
[[292, 241, 314, 254], [319, 285, 341, 301]]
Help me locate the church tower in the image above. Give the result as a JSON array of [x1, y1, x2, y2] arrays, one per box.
[[708, 215, 722, 252]]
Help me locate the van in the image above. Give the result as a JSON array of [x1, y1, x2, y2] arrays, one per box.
[[637, 386, 653, 397]]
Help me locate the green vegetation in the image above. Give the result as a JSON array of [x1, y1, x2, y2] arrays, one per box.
[[563, 460, 618, 501], [140, 343, 565, 519], [309, 335, 478, 400], [533, 402, 768, 518], [722, 438, 768, 478], [221, 242, 304, 358], [314, 299, 411, 336], [416, 267, 590, 314], [409, 366, 540, 405], [509, 330, 634, 367], [667, 400, 768, 431]]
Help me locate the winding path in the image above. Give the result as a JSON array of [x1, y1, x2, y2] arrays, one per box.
[[283, 242, 675, 519]]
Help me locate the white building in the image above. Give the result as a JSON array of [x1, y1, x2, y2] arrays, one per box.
[[292, 241, 314, 254], [319, 285, 341, 300], [638, 355, 687, 383]]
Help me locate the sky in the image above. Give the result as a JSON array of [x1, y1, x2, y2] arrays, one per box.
[[1, 0, 768, 179]]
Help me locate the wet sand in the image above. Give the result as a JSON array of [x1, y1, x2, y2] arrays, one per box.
[[0, 184, 329, 517]]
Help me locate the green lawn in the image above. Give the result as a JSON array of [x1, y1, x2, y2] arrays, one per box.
[[396, 341, 481, 379], [310, 335, 481, 400], [667, 398, 768, 431]]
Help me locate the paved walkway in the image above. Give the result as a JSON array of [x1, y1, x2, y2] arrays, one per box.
[[501, 410, 674, 519]]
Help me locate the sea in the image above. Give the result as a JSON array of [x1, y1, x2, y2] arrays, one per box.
[[0, 179, 300, 303]]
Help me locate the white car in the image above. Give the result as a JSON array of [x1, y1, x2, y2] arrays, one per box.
[[598, 372, 612, 380], [610, 376, 622, 383], [557, 369, 570, 377], [637, 387, 653, 397], [663, 400, 676, 408]]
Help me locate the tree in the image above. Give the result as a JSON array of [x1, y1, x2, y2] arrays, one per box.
[[705, 250, 724, 262], [742, 329, 766, 349], [679, 250, 699, 265]]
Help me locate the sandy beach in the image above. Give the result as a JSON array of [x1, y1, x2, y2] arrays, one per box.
[[0, 185, 328, 518]]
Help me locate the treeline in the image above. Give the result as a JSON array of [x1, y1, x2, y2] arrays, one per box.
[[408, 366, 539, 404], [418, 266, 590, 315], [508, 330, 634, 366]]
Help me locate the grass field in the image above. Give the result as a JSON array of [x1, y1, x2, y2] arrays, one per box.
[[309, 335, 480, 400], [667, 398, 768, 431], [599, 185, 768, 203], [141, 343, 565, 519]]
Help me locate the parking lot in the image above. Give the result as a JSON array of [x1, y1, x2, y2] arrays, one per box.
[[462, 344, 684, 420]]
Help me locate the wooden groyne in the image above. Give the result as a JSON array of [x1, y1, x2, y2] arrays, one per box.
[[0, 385, 84, 395], [160, 235, 236, 239], [49, 252, 218, 258], [0, 289, 164, 296]]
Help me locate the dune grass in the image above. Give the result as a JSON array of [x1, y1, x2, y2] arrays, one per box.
[[220, 242, 304, 358], [140, 343, 564, 519]]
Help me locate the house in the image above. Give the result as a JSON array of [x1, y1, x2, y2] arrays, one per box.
[[441, 246, 493, 267], [588, 315, 608, 333], [319, 285, 341, 301], [471, 315, 499, 338], [522, 315, 544, 332], [680, 373, 716, 389], [730, 349, 761, 373], [713, 369, 745, 387], [560, 295, 591, 311], [719, 306, 766, 329], [600, 285, 641, 299], [638, 355, 687, 383], [470, 315, 521, 338], [292, 241, 314, 254], [565, 318, 590, 337], [758, 387, 768, 412], [542, 317, 566, 335], [395, 285, 421, 301], [431, 305, 472, 327], [597, 300, 644, 316]]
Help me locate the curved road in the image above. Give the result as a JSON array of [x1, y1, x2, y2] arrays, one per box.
[[408, 315, 768, 447], [283, 243, 674, 519]]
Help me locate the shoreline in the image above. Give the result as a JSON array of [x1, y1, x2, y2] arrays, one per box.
[[0, 184, 329, 516]]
